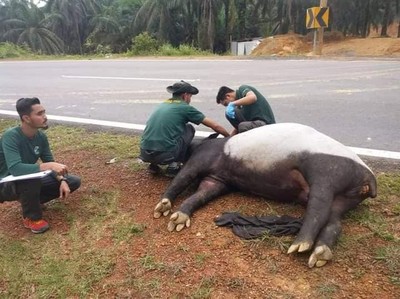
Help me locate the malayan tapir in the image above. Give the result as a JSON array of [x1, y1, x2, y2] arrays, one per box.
[[153, 123, 377, 268]]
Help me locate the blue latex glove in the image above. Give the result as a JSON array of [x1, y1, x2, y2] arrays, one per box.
[[225, 102, 236, 119]]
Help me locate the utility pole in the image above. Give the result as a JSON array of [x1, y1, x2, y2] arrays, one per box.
[[315, 0, 328, 55]]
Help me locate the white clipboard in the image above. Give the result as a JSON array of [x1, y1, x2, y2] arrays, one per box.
[[0, 170, 52, 184]]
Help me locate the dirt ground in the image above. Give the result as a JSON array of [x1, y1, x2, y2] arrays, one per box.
[[252, 28, 400, 57], [1, 149, 399, 298]]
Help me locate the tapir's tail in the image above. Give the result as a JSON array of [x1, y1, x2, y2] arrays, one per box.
[[367, 171, 378, 198]]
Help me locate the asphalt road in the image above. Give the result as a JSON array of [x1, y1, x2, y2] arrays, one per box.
[[1, 58, 399, 152]]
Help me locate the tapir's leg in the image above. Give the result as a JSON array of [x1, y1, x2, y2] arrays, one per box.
[[308, 194, 365, 268], [167, 178, 229, 232], [154, 164, 201, 218], [288, 183, 334, 254]]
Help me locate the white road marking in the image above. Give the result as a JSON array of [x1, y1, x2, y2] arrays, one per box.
[[0, 110, 399, 160], [62, 75, 200, 82], [92, 99, 203, 104]]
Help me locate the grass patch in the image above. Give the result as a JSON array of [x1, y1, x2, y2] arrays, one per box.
[[375, 245, 400, 285], [46, 125, 141, 160], [0, 223, 115, 297], [140, 254, 165, 271], [194, 253, 208, 266], [315, 282, 340, 298], [346, 206, 397, 241], [191, 277, 215, 299], [113, 221, 146, 243]]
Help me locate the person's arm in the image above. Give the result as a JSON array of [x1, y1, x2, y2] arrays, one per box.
[[38, 134, 69, 176], [233, 90, 257, 106], [201, 117, 230, 137], [2, 132, 67, 176], [230, 128, 238, 136], [39, 162, 68, 175], [2, 132, 40, 176], [58, 179, 71, 199]]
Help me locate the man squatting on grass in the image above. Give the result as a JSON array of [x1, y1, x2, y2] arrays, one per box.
[[0, 97, 81, 234], [140, 81, 230, 177]]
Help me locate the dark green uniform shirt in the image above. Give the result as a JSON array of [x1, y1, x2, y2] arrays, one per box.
[[140, 98, 205, 152], [0, 126, 54, 178], [236, 85, 276, 124]]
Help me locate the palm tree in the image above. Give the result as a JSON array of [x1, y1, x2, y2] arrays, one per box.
[[197, 0, 223, 50], [132, 0, 180, 44], [397, 0, 400, 37], [380, 0, 396, 36], [44, 0, 97, 54], [0, 0, 64, 54], [85, 1, 121, 52]]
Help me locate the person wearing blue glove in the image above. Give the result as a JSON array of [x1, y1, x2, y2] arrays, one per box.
[[216, 85, 276, 136], [225, 102, 236, 119]]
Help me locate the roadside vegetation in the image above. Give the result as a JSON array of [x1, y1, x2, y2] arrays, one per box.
[[0, 118, 399, 298], [0, 32, 214, 60], [1, 0, 398, 57]]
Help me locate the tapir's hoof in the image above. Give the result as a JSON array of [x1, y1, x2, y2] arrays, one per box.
[[154, 198, 172, 218], [167, 211, 190, 232], [308, 245, 333, 268], [287, 241, 313, 254]]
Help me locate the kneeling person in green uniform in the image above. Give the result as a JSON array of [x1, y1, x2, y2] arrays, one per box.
[[140, 81, 229, 177], [216, 85, 276, 136]]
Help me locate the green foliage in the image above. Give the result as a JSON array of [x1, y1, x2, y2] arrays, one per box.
[[0, 42, 33, 58], [128, 34, 214, 56], [84, 38, 113, 56], [157, 44, 214, 56], [1, 0, 399, 56], [129, 32, 159, 55]]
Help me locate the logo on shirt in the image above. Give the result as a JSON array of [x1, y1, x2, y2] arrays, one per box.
[[34, 146, 40, 155]]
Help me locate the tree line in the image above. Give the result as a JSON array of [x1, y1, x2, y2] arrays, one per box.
[[0, 0, 399, 55]]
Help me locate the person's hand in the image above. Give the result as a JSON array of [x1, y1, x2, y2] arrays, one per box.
[[42, 162, 68, 175], [225, 102, 235, 119], [59, 180, 70, 199]]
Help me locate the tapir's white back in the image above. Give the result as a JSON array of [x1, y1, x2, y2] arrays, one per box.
[[224, 123, 368, 172]]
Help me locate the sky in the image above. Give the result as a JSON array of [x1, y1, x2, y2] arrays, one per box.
[[31, 0, 46, 7]]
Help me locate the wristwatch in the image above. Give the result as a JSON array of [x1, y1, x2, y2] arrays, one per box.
[[60, 177, 68, 183]]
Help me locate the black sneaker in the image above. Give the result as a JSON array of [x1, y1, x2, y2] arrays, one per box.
[[165, 162, 181, 178], [148, 163, 161, 174]]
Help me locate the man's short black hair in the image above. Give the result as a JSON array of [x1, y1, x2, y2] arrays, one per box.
[[16, 97, 41, 119], [216, 86, 234, 104]]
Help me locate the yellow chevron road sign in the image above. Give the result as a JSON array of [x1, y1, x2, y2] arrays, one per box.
[[306, 7, 329, 29]]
